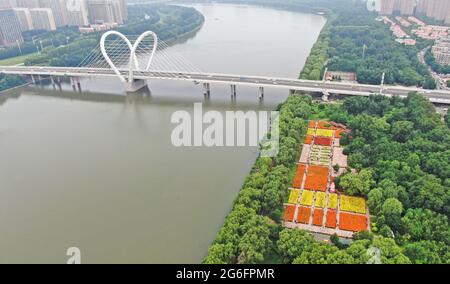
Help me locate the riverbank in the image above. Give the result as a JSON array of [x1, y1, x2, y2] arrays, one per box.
[[0, 4, 204, 93]]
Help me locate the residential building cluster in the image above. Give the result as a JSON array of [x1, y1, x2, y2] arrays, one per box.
[[432, 36, 450, 65], [0, 0, 127, 46], [380, 15, 416, 45], [369, 0, 450, 24], [412, 24, 449, 40]]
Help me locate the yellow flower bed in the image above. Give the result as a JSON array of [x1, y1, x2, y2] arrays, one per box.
[[328, 193, 338, 209], [307, 128, 315, 136], [315, 192, 326, 208], [300, 190, 314, 206], [288, 189, 300, 204], [340, 195, 366, 214], [315, 129, 334, 137]]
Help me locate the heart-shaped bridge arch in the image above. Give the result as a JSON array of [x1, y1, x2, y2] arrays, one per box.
[[100, 31, 158, 83]]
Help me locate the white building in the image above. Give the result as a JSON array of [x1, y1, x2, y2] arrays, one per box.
[[30, 7, 56, 30], [13, 7, 33, 31]]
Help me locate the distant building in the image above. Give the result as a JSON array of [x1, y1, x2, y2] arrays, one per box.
[[13, 7, 33, 31], [0, 8, 23, 46], [38, 0, 67, 27], [87, 0, 126, 24], [65, 0, 90, 26], [432, 37, 450, 65], [379, 0, 416, 15], [30, 8, 56, 30]]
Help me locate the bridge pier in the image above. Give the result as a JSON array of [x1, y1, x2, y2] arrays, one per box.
[[322, 90, 330, 102], [203, 83, 210, 97], [258, 86, 264, 100], [125, 79, 147, 92], [31, 75, 36, 84], [230, 84, 236, 99]]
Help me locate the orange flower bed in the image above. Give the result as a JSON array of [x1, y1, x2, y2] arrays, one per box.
[[296, 206, 311, 224], [308, 120, 316, 128], [325, 209, 337, 228], [314, 136, 332, 146], [317, 121, 333, 129], [292, 164, 306, 188], [283, 205, 296, 222], [304, 165, 329, 191], [339, 212, 368, 232], [312, 208, 324, 226], [304, 135, 313, 144]]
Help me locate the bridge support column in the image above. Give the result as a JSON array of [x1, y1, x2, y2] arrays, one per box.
[[50, 76, 56, 88], [322, 90, 330, 102], [203, 83, 210, 97], [31, 75, 36, 84], [125, 79, 147, 92], [230, 84, 236, 99], [258, 86, 264, 100]]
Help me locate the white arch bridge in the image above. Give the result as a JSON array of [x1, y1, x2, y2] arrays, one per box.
[[1, 31, 450, 105]]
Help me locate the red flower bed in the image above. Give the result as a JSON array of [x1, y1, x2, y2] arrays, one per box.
[[296, 206, 311, 224], [304, 135, 313, 144], [314, 136, 332, 146], [292, 164, 306, 188], [304, 165, 329, 191], [339, 212, 368, 232], [325, 209, 337, 228], [312, 208, 324, 226], [283, 205, 296, 222]]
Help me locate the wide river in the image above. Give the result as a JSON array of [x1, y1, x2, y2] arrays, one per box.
[[0, 4, 325, 263]]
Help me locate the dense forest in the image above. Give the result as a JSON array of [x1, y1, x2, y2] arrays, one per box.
[[205, 92, 449, 264]]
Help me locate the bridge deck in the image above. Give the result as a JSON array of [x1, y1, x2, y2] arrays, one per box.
[[1, 66, 450, 104]]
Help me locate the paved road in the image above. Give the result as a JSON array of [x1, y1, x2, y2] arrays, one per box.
[[2, 66, 450, 104]]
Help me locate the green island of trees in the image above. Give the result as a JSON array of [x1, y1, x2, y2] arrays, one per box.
[[0, 4, 204, 92]]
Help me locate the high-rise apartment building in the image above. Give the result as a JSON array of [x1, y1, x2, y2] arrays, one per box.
[[416, 0, 450, 24], [38, 0, 66, 27], [0, 8, 23, 46], [65, 0, 89, 26], [432, 38, 450, 65], [379, 0, 416, 15], [13, 7, 33, 31], [87, 0, 126, 24], [30, 7, 56, 30]]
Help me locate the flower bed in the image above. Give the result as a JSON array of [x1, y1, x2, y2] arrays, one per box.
[[308, 120, 316, 128], [328, 193, 338, 209], [340, 195, 366, 214], [325, 209, 337, 228], [312, 208, 324, 226], [283, 204, 296, 222], [315, 192, 326, 208], [292, 164, 306, 188], [315, 129, 334, 137], [296, 206, 311, 224], [300, 190, 314, 206], [307, 128, 316, 136], [288, 189, 300, 204], [304, 165, 329, 191], [314, 136, 332, 146], [317, 121, 333, 129], [339, 212, 368, 232], [304, 135, 314, 144]]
